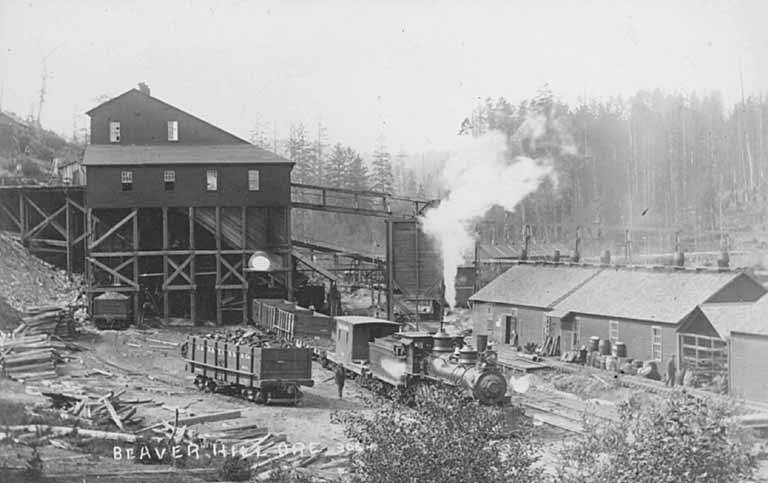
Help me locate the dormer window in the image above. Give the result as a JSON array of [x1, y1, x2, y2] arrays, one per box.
[[167, 121, 179, 142], [110, 121, 121, 143]]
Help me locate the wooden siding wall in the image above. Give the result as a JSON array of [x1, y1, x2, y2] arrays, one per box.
[[391, 220, 442, 299], [471, 301, 551, 347], [85, 164, 291, 208], [729, 333, 768, 402], [573, 315, 678, 376], [90, 90, 245, 145]]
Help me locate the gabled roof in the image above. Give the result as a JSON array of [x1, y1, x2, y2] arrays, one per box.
[[86, 88, 249, 143], [555, 269, 761, 324], [335, 316, 401, 327], [468, 263, 602, 308], [702, 298, 768, 338], [82, 144, 292, 166]]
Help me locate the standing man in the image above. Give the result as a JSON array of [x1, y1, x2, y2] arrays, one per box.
[[334, 364, 346, 399], [666, 355, 677, 387]]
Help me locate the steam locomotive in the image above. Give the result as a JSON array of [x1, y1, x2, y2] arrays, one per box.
[[322, 316, 508, 405]]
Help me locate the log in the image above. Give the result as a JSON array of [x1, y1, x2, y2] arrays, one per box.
[[137, 410, 242, 433], [1, 425, 138, 442], [104, 399, 125, 431], [146, 338, 179, 347]]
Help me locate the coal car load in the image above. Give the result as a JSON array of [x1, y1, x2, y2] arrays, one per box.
[[182, 329, 314, 405]]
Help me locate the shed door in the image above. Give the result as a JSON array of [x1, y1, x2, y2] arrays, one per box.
[[504, 315, 518, 345]]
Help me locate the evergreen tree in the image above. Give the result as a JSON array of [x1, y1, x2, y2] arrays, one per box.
[[346, 148, 369, 191], [371, 138, 394, 193], [325, 143, 348, 188], [288, 123, 312, 183]]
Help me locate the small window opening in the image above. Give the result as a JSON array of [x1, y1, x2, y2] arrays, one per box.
[[121, 170, 133, 191], [206, 169, 218, 191], [110, 121, 121, 143], [164, 170, 175, 191], [167, 121, 179, 141], [248, 169, 260, 191]]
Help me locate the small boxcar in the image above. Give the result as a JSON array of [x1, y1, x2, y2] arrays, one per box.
[[92, 292, 130, 330], [324, 316, 401, 376], [183, 335, 314, 405]]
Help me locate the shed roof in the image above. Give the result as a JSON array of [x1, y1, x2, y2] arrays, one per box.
[[83, 144, 292, 166], [468, 263, 602, 308], [701, 298, 768, 338], [334, 316, 401, 327], [555, 269, 755, 324], [477, 243, 519, 260]]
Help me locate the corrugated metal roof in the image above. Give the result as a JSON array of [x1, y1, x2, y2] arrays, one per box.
[[702, 299, 768, 337], [468, 264, 602, 308], [82, 144, 292, 166], [556, 269, 749, 324]]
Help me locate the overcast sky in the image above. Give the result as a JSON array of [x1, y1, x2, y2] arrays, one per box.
[[1, 0, 766, 157]]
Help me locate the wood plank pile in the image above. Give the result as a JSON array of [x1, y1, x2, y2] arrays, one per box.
[[0, 333, 63, 381], [41, 389, 144, 430], [15, 304, 78, 339], [202, 328, 289, 348]]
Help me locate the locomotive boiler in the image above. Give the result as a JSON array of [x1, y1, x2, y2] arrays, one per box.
[[367, 330, 508, 405]]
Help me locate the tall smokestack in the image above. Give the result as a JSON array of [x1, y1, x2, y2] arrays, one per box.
[[520, 224, 532, 260], [673, 231, 685, 268], [572, 226, 582, 263], [718, 233, 730, 269]]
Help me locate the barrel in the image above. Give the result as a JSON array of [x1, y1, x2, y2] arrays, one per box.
[[613, 341, 627, 358], [598, 339, 612, 356], [588, 336, 600, 352], [476, 334, 488, 353]]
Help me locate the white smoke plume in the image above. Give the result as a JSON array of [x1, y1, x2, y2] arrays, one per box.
[[421, 120, 558, 308]]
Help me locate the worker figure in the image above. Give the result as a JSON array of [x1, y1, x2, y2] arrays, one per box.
[[666, 356, 677, 387], [334, 364, 346, 399]]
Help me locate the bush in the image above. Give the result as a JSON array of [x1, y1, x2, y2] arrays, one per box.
[[556, 393, 758, 483], [333, 386, 539, 483], [219, 455, 251, 482]]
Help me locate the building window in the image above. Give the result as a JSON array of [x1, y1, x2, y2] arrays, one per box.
[[109, 121, 121, 143], [206, 169, 218, 191], [121, 171, 133, 191], [609, 320, 619, 343], [651, 326, 662, 361], [167, 121, 179, 142], [248, 169, 260, 191], [164, 170, 175, 191]]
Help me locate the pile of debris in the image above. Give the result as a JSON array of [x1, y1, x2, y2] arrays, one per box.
[[0, 334, 65, 381], [15, 304, 79, 339], [42, 389, 145, 430], [202, 328, 289, 347], [0, 232, 82, 313]]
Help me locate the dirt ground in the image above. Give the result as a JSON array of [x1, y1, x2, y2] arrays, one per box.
[[0, 323, 374, 481]]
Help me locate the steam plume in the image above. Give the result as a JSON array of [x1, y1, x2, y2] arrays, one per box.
[[421, 123, 557, 308]]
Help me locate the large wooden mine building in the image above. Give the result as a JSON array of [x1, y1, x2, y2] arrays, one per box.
[[82, 84, 293, 324]]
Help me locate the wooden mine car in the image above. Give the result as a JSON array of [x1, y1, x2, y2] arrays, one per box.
[[183, 335, 314, 405], [92, 292, 130, 330]]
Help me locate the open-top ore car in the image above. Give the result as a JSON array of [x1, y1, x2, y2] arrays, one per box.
[[182, 334, 314, 405]]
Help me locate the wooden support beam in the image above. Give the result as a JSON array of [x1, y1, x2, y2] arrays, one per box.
[[216, 284, 247, 290], [220, 256, 246, 285], [241, 206, 247, 325], [89, 249, 250, 257], [163, 207, 169, 323], [386, 219, 394, 320], [0, 197, 21, 231], [89, 210, 136, 251], [23, 194, 67, 238], [133, 209, 139, 323], [65, 198, 72, 274], [216, 206, 222, 326], [189, 206, 196, 324], [86, 208, 93, 312], [26, 203, 67, 239], [88, 257, 139, 289], [164, 255, 194, 288], [19, 191, 26, 239]]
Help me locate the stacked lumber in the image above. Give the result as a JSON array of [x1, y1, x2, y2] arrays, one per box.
[[16, 304, 78, 339], [42, 389, 144, 430], [0, 334, 62, 381]]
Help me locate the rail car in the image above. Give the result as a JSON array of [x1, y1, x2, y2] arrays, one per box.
[[323, 316, 508, 405], [251, 301, 508, 405], [182, 335, 314, 405]]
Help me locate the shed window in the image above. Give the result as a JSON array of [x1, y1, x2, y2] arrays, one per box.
[[651, 326, 662, 361], [248, 169, 260, 191], [109, 121, 121, 143], [164, 170, 175, 191], [609, 320, 619, 343], [206, 169, 218, 191], [121, 171, 133, 191], [167, 121, 179, 141]]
